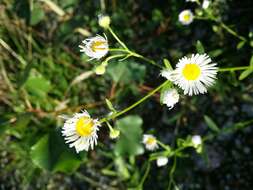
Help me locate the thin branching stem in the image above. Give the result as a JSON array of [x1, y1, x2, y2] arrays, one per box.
[[100, 81, 169, 123], [218, 66, 250, 72]]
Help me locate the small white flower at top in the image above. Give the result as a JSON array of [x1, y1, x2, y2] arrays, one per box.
[[162, 53, 218, 96], [161, 88, 179, 110], [79, 35, 109, 60], [191, 135, 202, 148], [156, 156, 168, 167], [202, 0, 210, 9], [179, 10, 194, 25], [185, 0, 197, 2], [61, 111, 100, 153], [98, 15, 111, 29], [143, 134, 158, 151]]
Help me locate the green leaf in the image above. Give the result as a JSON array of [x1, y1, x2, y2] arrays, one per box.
[[107, 62, 128, 84], [115, 115, 144, 156], [163, 58, 173, 70], [237, 41, 246, 50], [114, 157, 130, 180], [24, 70, 51, 99], [30, 4, 45, 25], [204, 115, 220, 133], [239, 55, 253, 80], [239, 69, 253, 80], [105, 98, 116, 112], [30, 130, 83, 173], [250, 55, 253, 68], [107, 61, 146, 84], [196, 40, 205, 54]]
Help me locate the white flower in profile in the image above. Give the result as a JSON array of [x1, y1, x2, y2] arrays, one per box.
[[143, 134, 158, 151], [161, 88, 179, 110], [169, 53, 218, 96], [191, 135, 202, 147], [202, 0, 210, 9], [161, 69, 174, 81], [156, 156, 168, 167], [179, 10, 194, 25], [61, 111, 100, 153], [98, 14, 111, 29], [186, 0, 197, 2], [79, 35, 109, 60]]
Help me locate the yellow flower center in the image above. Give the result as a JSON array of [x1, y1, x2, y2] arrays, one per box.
[[183, 13, 191, 22], [91, 40, 106, 52], [146, 137, 156, 145], [76, 117, 94, 137], [182, 63, 201, 80]]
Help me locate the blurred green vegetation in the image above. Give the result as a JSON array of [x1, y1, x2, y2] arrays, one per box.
[[0, 0, 253, 189]]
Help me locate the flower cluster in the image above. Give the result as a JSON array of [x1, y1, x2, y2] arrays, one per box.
[[61, 12, 218, 154]]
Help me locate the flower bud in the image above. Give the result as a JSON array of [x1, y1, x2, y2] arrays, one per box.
[[156, 156, 168, 167], [95, 64, 106, 75], [191, 135, 202, 147], [110, 129, 120, 139], [98, 15, 111, 29]]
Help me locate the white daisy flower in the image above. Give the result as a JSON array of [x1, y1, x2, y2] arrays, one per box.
[[191, 135, 202, 147], [156, 156, 168, 167], [186, 0, 197, 2], [98, 15, 111, 29], [169, 53, 218, 96], [178, 10, 194, 25], [61, 111, 100, 153], [143, 134, 158, 151], [79, 35, 109, 60], [161, 88, 179, 109]]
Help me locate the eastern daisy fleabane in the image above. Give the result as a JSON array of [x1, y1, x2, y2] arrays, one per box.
[[163, 54, 218, 96], [61, 111, 100, 153], [156, 156, 168, 167], [79, 35, 109, 60], [143, 134, 158, 151], [161, 88, 179, 109], [179, 10, 194, 25]]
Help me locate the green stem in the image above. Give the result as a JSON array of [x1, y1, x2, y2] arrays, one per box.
[[218, 66, 250, 72], [157, 140, 171, 152], [109, 48, 129, 52], [198, 10, 247, 42], [108, 27, 129, 50], [102, 54, 125, 65], [138, 161, 151, 189], [100, 81, 169, 123], [109, 48, 162, 68], [168, 156, 177, 190], [219, 22, 247, 42], [131, 52, 163, 68]]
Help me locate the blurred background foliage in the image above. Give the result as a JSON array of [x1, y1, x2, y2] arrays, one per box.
[[0, 0, 253, 189]]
